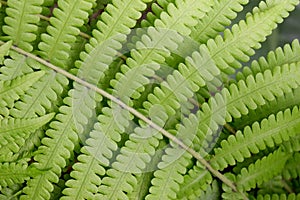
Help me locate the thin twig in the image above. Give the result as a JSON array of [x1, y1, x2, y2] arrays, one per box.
[[0, 41, 248, 199]]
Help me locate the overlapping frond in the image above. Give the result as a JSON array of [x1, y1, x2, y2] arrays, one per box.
[[210, 106, 300, 170], [177, 162, 213, 199], [2, 0, 43, 52]]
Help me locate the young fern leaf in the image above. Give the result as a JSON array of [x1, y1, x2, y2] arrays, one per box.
[[2, 0, 43, 52], [0, 162, 42, 188], [0, 113, 54, 162], [210, 106, 300, 171], [38, 0, 95, 69]]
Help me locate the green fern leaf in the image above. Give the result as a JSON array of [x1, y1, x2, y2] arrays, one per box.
[[207, 0, 299, 74], [38, 0, 95, 68], [0, 71, 44, 117], [0, 113, 54, 161], [97, 0, 215, 194], [61, 0, 153, 198], [190, 0, 249, 44], [0, 162, 42, 188], [210, 106, 300, 170], [2, 0, 43, 52], [0, 51, 34, 81], [234, 149, 289, 192], [177, 163, 212, 199], [236, 39, 300, 81]]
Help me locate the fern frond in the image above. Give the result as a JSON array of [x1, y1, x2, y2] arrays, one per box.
[[236, 39, 300, 81], [232, 87, 300, 130], [10, 71, 67, 118], [145, 149, 192, 199], [177, 163, 212, 199], [2, 0, 43, 52], [233, 149, 289, 192], [61, 0, 153, 198], [0, 113, 54, 161], [207, 0, 299, 74], [0, 162, 41, 188], [0, 51, 33, 81], [0, 71, 44, 117], [21, 96, 78, 200], [38, 0, 94, 68], [210, 106, 300, 170], [190, 0, 249, 44]]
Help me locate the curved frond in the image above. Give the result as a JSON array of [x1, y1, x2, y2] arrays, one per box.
[[2, 0, 43, 52], [210, 106, 300, 170]]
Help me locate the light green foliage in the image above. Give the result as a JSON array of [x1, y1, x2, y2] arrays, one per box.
[[0, 0, 299, 199]]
